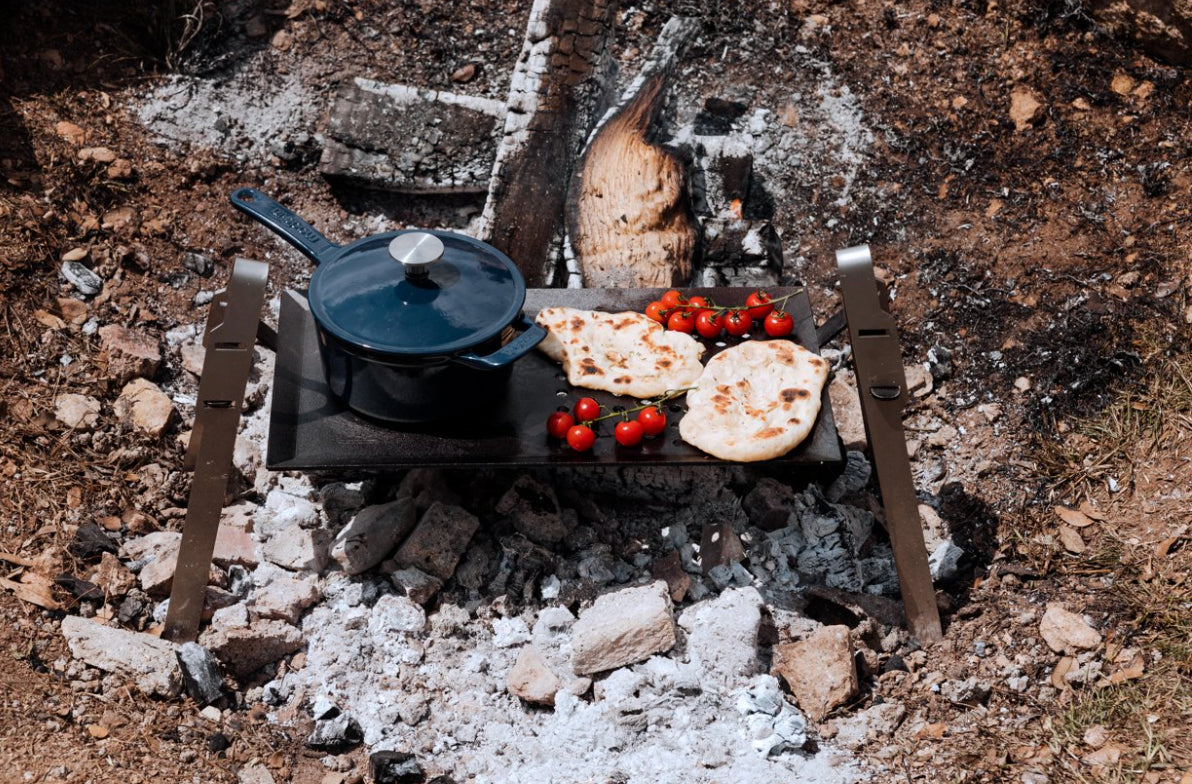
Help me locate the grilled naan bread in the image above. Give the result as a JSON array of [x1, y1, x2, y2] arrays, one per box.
[[679, 340, 828, 462], [534, 307, 704, 398]]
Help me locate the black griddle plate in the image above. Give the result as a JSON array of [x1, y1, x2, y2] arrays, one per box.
[[267, 288, 842, 470]]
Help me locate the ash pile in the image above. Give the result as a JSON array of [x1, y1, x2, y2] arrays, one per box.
[[58, 334, 938, 783]]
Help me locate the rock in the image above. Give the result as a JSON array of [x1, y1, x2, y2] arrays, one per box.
[[1040, 603, 1102, 654], [200, 619, 304, 678], [213, 518, 259, 568], [61, 615, 180, 697], [177, 642, 225, 705], [388, 567, 442, 605], [55, 121, 87, 144], [369, 594, 427, 635], [1088, 0, 1192, 65], [742, 478, 797, 531], [492, 617, 532, 648], [650, 550, 691, 602], [699, 521, 745, 574], [451, 63, 477, 83], [928, 539, 965, 581], [99, 324, 162, 384], [55, 574, 104, 602], [507, 645, 563, 706], [92, 552, 136, 597], [54, 393, 101, 430], [905, 363, 933, 397], [107, 158, 134, 179], [251, 575, 322, 624], [69, 523, 118, 560], [495, 475, 569, 545], [238, 761, 277, 784], [57, 297, 88, 324], [832, 702, 907, 750], [263, 526, 331, 573], [183, 251, 216, 277], [369, 751, 424, 784], [678, 587, 764, 692], [1010, 87, 1045, 131], [828, 371, 867, 450], [826, 450, 871, 503], [331, 498, 417, 575], [320, 482, 367, 526], [78, 146, 117, 163], [570, 581, 677, 675], [392, 502, 479, 580], [307, 713, 363, 751], [114, 379, 176, 437], [772, 625, 858, 721], [61, 260, 102, 297]]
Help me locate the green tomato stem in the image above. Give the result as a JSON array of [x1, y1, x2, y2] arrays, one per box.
[[661, 288, 802, 317], [580, 386, 696, 425]]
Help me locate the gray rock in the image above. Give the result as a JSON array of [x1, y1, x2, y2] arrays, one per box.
[[369, 750, 424, 784], [826, 450, 871, 502], [392, 502, 479, 581], [199, 618, 304, 678], [331, 498, 417, 575], [263, 526, 331, 573], [571, 581, 676, 675], [307, 713, 363, 751], [177, 642, 225, 705], [677, 587, 763, 693], [736, 674, 808, 756], [61, 615, 180, 697], [388, 567, 442, 605], [929, 539, 964, 581], [61, 260, 102, 297], [183, 251, 215, 277], [250, 575, 322, 624]]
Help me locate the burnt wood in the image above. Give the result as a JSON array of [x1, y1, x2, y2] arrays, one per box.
[[478, 0, 619, 286], [268, 288, 842, 471]]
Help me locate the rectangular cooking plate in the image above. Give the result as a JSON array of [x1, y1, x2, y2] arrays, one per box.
[[267, 288, 842, 470]]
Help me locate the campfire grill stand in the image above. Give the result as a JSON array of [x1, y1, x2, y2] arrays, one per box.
[[164, 249, 942, 646]]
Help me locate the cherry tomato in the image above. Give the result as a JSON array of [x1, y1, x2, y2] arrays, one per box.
[[685, 295, 709, 313], [573, 397, 601, 422], [546, 411, 574, 439], [695, 310, 724, 338], [667, 310, 696, 333], [660, 289, 685, 309], [745, 291, 774, 320], [637, 406, 667, 436], [644, 300, 668, 324], [763, 309, 794, 337], [614, 420, 645, 447], [724, 309, 751, 337], [566, 424, 597, 452]]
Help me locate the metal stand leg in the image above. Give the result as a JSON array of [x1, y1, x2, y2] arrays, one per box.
[[837, 245, 943, 645], [163, 259, 269, 642]]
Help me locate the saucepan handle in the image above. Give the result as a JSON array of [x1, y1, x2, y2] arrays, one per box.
[[229, 187, 339, 265], [452, 315, 547, 371]]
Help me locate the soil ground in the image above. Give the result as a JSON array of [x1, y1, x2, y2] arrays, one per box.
[[2, 0, 1191, 782]]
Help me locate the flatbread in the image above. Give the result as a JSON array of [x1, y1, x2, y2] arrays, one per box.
[[534, 307, 705, 398], [679, 339, 828, 462]]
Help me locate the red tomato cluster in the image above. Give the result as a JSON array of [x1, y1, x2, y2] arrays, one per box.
[[546, 397, 670, 452], [643, 289, 794, 338]]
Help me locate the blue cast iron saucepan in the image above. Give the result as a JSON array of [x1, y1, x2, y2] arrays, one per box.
[[230, 187, 546, 424]]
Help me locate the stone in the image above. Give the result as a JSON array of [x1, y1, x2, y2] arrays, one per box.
[[496, 475, 570, 545], [570, 581, 677, 675], [826, 451, 871, 503], [828, 371, 867, 450], [70, 523, 118, 560], [238, 761, 277, 784], [507, 645, 563, 706], [61, 260, 102, 297], [56, 121, 87, 144], [772, 625, 858, 721], [451, 63, 477, 83], [61, 615, 180, 697], [251, 575, 322, 624], [699, 521, 745, 574], [320, 78, 505, 194], [369, 594, 427, 635], [369, 751, 424, 784], [307, 713, 363, 751], [1040, 603, 1102, 654], [319, 482, 367, 525], [213, 519, 259, 568], [92, 552, 136, 597], [929, 539, 964, 581], [388, 567, 442, 605], [54, 393, 101, 430], [392, 502, 479, 580], [736, 674, 808, 756], [99, 324, 162, 384], [1010, 87, 1045, 131], [832, 702, 907, 750], [114, 379, 175, 437], [263, 526, 331, 573], [678, 587, 764, 692], [650, 550, 691, 602], [331, 498, 417, 575], [1088, 0, 1192, 65], [905, 363, 933, 398], [492, 617, 532, 648], [177, 642, 225, 705], [200, 619, 304, 678]]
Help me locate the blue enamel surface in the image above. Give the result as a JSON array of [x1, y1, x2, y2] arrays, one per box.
[[308, 230, 524, 356]]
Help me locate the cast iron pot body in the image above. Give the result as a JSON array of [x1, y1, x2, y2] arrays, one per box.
[[230, 188, 546, 424]]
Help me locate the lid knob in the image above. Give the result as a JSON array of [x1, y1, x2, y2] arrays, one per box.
[[388, 232, 444, 279]]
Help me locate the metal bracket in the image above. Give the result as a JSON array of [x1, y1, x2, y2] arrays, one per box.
[[837, 245, 943, 645], [163, 258, 269, 642]]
